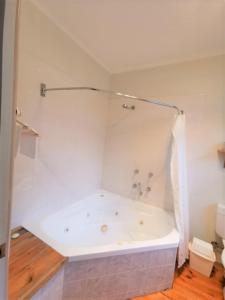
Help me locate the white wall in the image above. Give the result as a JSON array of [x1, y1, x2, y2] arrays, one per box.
[[11, 0, 110, 228], [103, 56, 225, 241], [102, 95, 174, 210]]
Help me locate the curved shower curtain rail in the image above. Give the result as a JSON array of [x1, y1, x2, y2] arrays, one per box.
[[40, 83, 183, 114]]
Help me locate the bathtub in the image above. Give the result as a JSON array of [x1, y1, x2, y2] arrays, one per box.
[[23, 190, 179, 260], [24, 190, 179, 299]]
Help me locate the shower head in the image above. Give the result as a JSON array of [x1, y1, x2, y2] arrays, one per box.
[[122, 104, 135, 110]]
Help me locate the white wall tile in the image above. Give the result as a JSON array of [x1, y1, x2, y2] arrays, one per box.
[[105, 56, 225, 241], [12, 1, 110, 227], [32, 267, 64, 300]]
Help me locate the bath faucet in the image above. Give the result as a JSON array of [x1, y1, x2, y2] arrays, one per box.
[[146, 186, 151, 192], [132, 170, 153, 199], [145, 172, 154, 193], [148, 172, 154, 178], [137, 182, 143, 196], [132, 183, 138, 189], [132, 182, 143, 196]]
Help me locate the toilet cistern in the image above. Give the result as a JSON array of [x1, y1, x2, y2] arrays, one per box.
[[216, 203, 225, 267]]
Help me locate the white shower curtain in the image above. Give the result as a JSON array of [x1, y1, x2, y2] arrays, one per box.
[[170, 113, 189, 268]]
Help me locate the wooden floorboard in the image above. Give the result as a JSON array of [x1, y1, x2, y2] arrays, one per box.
[[133, 263, 224, 300], [8, 227, 67, 300]]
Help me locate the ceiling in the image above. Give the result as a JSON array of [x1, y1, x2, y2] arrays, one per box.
[[33, 0, 225, 74]]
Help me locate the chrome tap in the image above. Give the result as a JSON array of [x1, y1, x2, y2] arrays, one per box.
[[146, 186, 151, 192], [137, 182, 143, 196], [132, 182, 143, 196]]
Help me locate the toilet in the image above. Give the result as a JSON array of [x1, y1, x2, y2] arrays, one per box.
[[216, 203, 225, 297], [216, 203, 225, 267]]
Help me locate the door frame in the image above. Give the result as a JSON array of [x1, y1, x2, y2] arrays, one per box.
[[0, 0, 19, 298]]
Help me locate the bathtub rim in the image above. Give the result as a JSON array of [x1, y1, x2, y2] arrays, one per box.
[[22, 219, 179, 261], [22, 190, 179, 260], [67, 229, 179, 261]]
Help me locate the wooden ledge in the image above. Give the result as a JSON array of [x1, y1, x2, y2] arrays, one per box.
[[9, 228, 67, 300]]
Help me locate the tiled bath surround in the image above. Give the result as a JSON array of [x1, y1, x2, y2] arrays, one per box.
[[63, 248, 177, 300], [32, 268, 65, 300]]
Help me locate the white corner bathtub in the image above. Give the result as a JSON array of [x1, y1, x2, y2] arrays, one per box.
[[23, 190, 179, 261]]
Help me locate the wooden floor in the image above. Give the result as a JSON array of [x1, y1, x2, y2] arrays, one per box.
[[133, 263, 224, 300]]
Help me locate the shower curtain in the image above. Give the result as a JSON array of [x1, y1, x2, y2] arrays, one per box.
[[170, 113, 189, 268]]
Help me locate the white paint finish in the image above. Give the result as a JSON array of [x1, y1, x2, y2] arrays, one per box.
[[0, 0, 18, 244], [23, 190, 179, 259], [31, 267, 64, 300], [11, 0, 110, 228], [32, 0, 225, 73], [0, 0, 18, 299], [109, 55, 225, 242]]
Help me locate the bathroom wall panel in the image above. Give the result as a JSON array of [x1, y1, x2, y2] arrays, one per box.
[[102, 95, 174, 209], [12, 0, 110, 227], [105, 55, 225, 241]]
